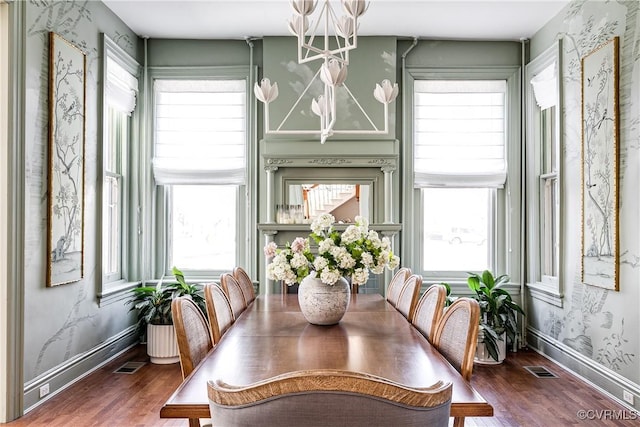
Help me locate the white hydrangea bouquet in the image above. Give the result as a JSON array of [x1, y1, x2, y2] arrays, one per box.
[[264, 214, 400, 286]]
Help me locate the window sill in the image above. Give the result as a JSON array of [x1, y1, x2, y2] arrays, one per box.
[[98, 280, 141, 307], [526, 281, 563, 307]]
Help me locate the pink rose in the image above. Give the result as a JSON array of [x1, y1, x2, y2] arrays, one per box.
[[263, 242, 278, 258]]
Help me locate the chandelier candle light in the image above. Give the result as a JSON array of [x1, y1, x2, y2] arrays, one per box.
[[254, 0, 399, 144]]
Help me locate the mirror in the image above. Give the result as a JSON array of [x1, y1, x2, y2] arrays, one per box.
[[283, 183, 371, 224]]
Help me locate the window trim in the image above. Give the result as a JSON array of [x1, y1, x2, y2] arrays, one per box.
[[525, 40, 564, 307], [98, 35, 141, 304], [148, 66, 254, 281], [402, 66, 522, 286]]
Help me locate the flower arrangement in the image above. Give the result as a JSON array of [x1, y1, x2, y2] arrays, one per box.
[[264, 214, 400, 286]]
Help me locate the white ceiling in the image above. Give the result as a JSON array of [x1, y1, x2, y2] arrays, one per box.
[[102, 0, 570, 41]]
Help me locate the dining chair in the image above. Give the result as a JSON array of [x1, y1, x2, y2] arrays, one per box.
[[411, 283, 447, 344], [220, 273, 248, 319], [232, 266, 256, 305], [385, 267, 412, 307], [431, 297, 480, 427], [171, 296, 214, 427], [203, 283, 234, 344], [395, 274, 422, 323], [208, 369, 452, 427]]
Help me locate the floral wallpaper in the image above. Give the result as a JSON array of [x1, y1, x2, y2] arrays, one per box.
[[22, 0, 138, 382], [529, 0, 640, 383]]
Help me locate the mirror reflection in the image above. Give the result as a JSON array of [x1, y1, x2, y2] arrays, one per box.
[[284, 184, 370, 224]]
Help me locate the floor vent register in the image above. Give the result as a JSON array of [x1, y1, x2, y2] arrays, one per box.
[[114, 361, 146, 374], [524, 365, 558, 378]]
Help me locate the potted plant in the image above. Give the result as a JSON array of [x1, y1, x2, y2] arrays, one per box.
[[467, 270, 525, 364], [126, 266, 206, 364]]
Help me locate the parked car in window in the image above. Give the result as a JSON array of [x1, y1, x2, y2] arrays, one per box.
[[446, 227, 486, 245]]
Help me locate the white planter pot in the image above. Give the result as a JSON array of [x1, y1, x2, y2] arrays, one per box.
[[146, 324, 180, 364], [475, 330, 506, 365]]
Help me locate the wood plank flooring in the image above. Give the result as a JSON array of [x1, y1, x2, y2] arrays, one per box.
[[2, 345, 637, 426]]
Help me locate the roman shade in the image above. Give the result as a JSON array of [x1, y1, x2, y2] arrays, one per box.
[[530, 62, 557, 110], [152, 79, 246, 185], [105, 56, 138, 115], [413, 80, 507, 188]]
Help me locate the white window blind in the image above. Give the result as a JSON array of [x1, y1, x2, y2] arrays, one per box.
[[153, 79, 246, 185], [414, 80, 507, 188], [530, 62, 557, 110], [106, 56, 138, 115]]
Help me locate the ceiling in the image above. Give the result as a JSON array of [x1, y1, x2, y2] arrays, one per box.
[[102, 0, 570, 41]]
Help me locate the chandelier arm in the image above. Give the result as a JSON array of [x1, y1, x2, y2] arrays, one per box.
[[341, 83, 382, 131], [297, 1, 356, 65], [322, 85, 337, 141], [274, 68, 323, 132]]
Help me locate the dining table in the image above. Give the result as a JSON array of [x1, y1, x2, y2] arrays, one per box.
[[160, 293, 493, 421]]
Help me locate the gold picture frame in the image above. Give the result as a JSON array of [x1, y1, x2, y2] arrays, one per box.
[[46, 32, 86, 286], [581, 37, 619, 290]]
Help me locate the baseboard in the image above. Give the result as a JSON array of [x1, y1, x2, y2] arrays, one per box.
[[527, 327, 640, 412], [23, 326, 138, 413]]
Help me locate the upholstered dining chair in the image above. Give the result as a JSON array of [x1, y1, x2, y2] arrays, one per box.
[[431, 297, 480, 427], [411, 283, 447, 344], [203, 283, 234, 344], [232, 266, 256, 305], [385, 267, 412, 307], [208, 369, 452, 427], [171, 296, 214, 427], [395, 274, 422, 323], [220, 273, 248, 320]]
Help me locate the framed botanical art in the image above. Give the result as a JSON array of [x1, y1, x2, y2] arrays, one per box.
[[47, 32, 86, 286], [581, 37, 619, 290]]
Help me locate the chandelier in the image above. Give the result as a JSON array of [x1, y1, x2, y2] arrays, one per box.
[[254, 0, 399, 144]]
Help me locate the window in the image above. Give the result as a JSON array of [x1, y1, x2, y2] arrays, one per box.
[[152, 78, 247, 275], [103, 107, 127, 281], [525, 40, 563, 306], [540, 107, 559, 280], [422, 188, 491, 272], [413, 80, 507, 278], [170, 185, 236, 270], [101, 37, 139, 292]]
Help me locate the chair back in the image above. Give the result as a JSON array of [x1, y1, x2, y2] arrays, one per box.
[[208, 370, 452, 427], [220, 273, 248, 319], [203, 283, 234, 344], [386, 267, 412, 307], [171, 297, 213, 379], [412, 284, 447, 343], [395, 274, 422, 322], [232, 266, 256, 305], [432, 297, 480, 381]]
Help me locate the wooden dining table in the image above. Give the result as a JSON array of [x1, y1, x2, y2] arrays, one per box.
[[160, 293, 493, 421]]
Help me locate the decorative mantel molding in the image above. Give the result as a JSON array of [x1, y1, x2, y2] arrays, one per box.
[[264, 155, 396, 170]]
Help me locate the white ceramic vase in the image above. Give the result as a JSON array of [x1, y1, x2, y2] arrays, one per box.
[[298, 275, 350, 326]]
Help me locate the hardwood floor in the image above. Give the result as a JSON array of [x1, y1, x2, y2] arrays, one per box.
[[2, 345, 637, 426]]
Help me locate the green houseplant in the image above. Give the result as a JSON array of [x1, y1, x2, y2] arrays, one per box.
[[127, 266, 206, 335], [467, 270, 525, 363], [126, 267, 206, 363]]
